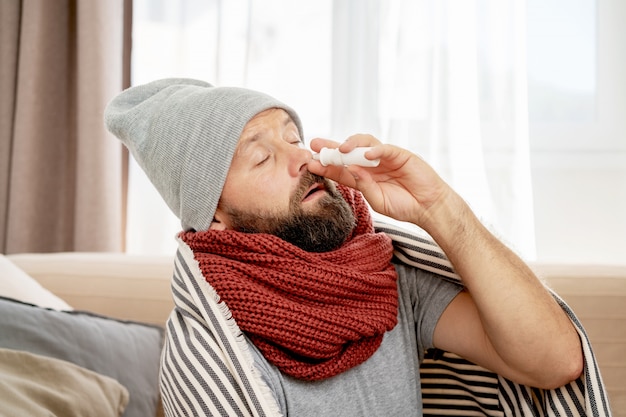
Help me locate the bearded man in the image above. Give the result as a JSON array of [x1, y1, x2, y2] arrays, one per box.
[[105, 78, 584, 416]]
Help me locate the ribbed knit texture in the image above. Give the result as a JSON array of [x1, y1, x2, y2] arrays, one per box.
[[105, 78, 303, 232], [180, 186, 398, 381]]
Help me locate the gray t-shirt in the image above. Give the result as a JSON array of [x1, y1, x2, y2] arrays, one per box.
[[248, 262, 463, 416]]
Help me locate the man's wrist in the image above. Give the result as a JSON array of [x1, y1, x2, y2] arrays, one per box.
[[419, 190, 471, 238]]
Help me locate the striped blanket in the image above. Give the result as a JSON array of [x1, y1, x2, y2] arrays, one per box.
[[160, 221, 613, 416]]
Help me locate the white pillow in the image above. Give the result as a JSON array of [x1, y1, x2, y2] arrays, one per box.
[[0, 255, 72, 310]]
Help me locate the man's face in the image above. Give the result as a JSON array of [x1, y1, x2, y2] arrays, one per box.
[[212, 108, 355, 252]]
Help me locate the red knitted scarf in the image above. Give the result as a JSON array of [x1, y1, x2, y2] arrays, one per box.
[[180, 186, 398, 381]]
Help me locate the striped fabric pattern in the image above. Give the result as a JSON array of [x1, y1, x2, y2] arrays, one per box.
[[160, 242, 281, 417], [420, 349, 502, 416], [159, 221, 612, 416]]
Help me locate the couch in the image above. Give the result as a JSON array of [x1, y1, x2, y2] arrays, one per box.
[[1, 252, 624, 416]]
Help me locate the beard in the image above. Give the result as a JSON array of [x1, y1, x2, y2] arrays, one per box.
[[222, 172, 356, 252]]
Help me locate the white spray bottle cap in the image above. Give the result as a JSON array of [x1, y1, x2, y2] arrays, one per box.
[[312, 147, 380, 167]]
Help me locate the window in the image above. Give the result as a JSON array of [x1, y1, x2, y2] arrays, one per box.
[[129, 0, 626, 264], [527, 0, 626, 263]]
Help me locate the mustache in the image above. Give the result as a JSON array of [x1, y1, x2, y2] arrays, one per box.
[[301, 171, 326, 188], [294, 171, 328, 199]]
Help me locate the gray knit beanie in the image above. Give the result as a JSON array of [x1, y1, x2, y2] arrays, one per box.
[[104, 78, 303, 232]]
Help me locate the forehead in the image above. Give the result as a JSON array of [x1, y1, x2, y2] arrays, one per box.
[[236, 108, 300, 153], [230, 108, 297, 163], [239, 108, 293, 140]]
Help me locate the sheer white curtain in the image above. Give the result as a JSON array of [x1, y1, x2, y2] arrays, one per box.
[[129, 0, 536, 259]]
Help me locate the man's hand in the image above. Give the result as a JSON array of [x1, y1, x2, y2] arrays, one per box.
[[308, 135, 452, 230]]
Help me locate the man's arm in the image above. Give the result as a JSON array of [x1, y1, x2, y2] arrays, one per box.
[[308, 135, 583, 389], [426, 191, 582, 389]]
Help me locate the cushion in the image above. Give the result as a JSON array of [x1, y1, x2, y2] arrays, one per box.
[[7, 252, 174, 324], [0, 347, 129, 416], [0, 296, 164, 417], [0, 254, 72, 310]]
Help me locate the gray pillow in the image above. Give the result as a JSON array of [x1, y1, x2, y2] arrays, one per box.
[[0, 296, 163, 417]]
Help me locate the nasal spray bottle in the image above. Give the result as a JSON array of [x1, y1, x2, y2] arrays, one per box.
[[312, 147, 380, 167]]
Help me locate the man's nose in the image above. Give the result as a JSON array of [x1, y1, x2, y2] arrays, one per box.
[[287, 144, 313, 177]]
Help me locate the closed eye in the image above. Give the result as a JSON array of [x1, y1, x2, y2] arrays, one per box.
[[288, 136, 305, 147], [257, 155, 270, 166]]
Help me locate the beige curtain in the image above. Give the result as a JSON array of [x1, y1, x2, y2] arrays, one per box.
[[0, 0, 131, 254]]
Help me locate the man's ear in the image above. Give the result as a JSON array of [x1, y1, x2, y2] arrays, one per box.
[[209, 208, 230, 230]]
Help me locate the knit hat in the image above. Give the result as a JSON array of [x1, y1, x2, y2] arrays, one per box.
[[104, 78, 303, 232]]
